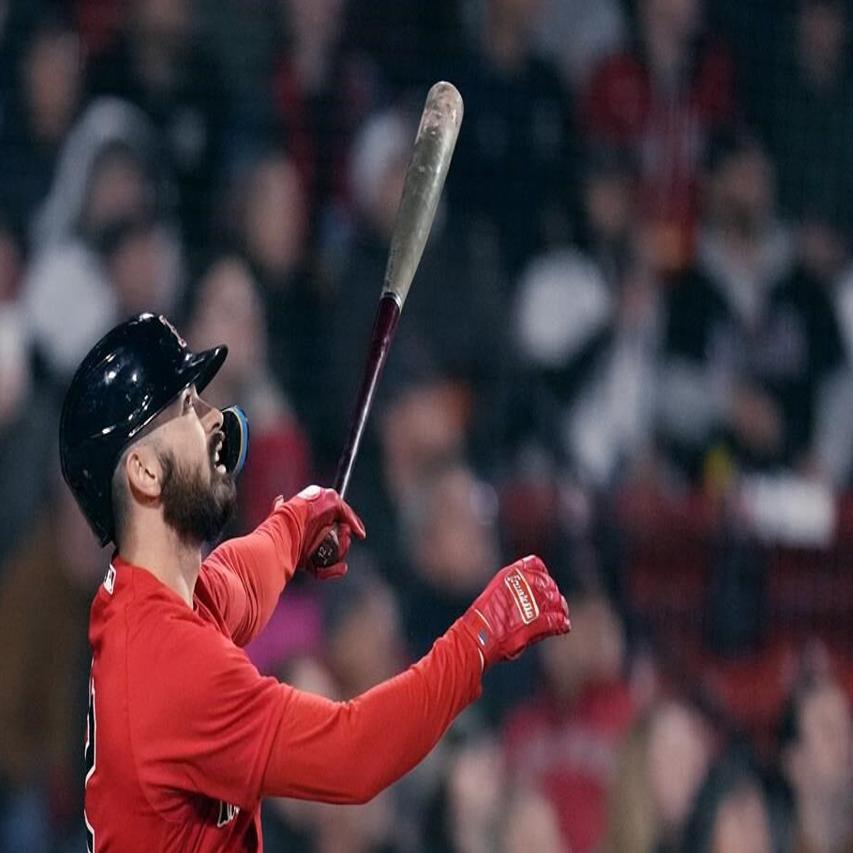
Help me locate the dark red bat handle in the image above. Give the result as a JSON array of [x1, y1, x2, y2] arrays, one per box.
[[308, 294, 402, 570]]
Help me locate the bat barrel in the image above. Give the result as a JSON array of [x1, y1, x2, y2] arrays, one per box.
[[382, 81, 463, 308]]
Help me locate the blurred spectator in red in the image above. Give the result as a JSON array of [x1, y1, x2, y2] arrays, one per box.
[[186, 255, 312, 531], [501, 784, 566, 853], [221, 148, 324, 434], [658, 130, 847, 484], [752, 0, 853, 242], [272, 0, 377, 247], [777, 673, 853, 853], [0, 473, 106, 851], [582, 0, 736, 272], [86, 0, 230, 250], [503, 586, 635, 852], [447, 0, 576, 277], [603, 699, 713, 853], [23, 99, 182, 381], [681, 749, 774, 853], [0, 10, 83, 234], [513, 147, 660, 489]]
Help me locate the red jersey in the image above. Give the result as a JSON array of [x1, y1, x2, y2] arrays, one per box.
[[503, 681, 635, 853], [84, 503, 482, 852]]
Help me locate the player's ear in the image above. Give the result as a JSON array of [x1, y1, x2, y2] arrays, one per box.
[[126, 442, 164, 500]]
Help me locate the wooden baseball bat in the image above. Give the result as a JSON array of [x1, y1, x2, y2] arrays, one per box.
[[309, 81, 464, 569]]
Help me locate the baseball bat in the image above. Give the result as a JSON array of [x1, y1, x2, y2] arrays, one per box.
[[309, 81, 464, 569]]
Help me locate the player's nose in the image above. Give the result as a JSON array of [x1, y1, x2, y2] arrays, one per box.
[[197, 395, 223, 434]]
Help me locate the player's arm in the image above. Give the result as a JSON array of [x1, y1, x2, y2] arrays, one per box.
[[261, 556, 570, 804], [132, 556, 568, 812], [203, 486, 365, 646]]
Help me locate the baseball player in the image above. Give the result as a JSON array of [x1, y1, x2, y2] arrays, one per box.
[[59, 313, 571, 852]]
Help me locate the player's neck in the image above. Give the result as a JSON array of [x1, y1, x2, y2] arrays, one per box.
[[119, 523, 202, 608]]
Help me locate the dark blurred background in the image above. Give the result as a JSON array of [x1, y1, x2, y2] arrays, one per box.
[[0, 0, 852, 850]]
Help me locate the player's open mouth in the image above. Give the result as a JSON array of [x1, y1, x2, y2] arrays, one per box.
[[212, 435, 226, 475]]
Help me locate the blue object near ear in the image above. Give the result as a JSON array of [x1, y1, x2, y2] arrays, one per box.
[[220, 406, 249, 477]]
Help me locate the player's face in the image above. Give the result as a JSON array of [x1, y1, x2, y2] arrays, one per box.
[[154, 386, 237, 543]]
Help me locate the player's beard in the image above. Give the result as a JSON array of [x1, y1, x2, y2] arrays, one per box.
[[158, 440, 237, 545]]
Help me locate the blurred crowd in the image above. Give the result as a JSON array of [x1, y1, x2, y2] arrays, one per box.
[[0, 0, 852, 850]]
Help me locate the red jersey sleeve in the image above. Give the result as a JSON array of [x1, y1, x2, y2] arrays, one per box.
[[128, 612, 288, 815], [261, 623, 482, 804], [200, 501, 305, 646]]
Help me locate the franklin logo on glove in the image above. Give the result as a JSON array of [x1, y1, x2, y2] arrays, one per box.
[[505, 571, 539, 624]]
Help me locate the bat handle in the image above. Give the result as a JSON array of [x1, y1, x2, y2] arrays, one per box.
[[307, 294, 402, 573], [310, 527, 341, 570]]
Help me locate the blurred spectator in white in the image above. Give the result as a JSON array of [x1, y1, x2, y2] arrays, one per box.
[[0, 216, 55, 569], [0, 472, 106, 851], [447, 0, 576, 277], [503, 586, 635, 852], [603, 699, 713, 853], [778, 673, 853, 853], [682, 749, 774, 853], [186, 255, 312, 531], [752, 0, 853, 241], [533, 0, 626, 90], [582, 0, 737, 272], [271, 0, 378, 247], [23, 98, 182, 380], [514, 147, 660, 489], [0, 10, 83, 233], [657, 131, 848, 485], [86, 0, 230, 249]]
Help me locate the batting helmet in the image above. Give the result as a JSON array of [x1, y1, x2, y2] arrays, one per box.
[[60, 313, 228, 545]]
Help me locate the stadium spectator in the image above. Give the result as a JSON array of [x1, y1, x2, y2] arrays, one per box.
[[86, 0, 230, 250], [0, 216, 57, 568], [0, 11, 83, 234], [513, 146, 659, 488], [655, 130, 848, 484], [400, 460, 501, 659], [582, 0, 737, 272], [778, 673, 853, 853], [503, 586, 635, 852], [0, 473, 106, 852], [187, 255, 312, 531], [752, 0, 853, 240], [221, 148, 323, 433], [23, 98, 182, 381], [533, 0, 626, 91], [271, 0, 378, 246], [447, 0, 576, 278], [603, 699, 713, 853], [682, 749, 774, 853]]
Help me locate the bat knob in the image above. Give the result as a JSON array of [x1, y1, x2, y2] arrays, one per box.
[[308, 527, 341, 572]]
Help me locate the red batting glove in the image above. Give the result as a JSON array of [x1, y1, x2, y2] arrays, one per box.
[[456, 555, 570, 671], [277, 485, 366, 580]]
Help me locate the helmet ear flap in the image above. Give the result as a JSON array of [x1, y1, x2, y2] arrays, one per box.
[[220, 406, 249, 477]]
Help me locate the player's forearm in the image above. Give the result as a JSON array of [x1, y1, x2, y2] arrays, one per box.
[[260, 624, 482, 804], [206, 502, 302, 644]]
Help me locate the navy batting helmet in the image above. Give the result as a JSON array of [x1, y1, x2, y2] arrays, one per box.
[[60, 313, 228, 545]]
